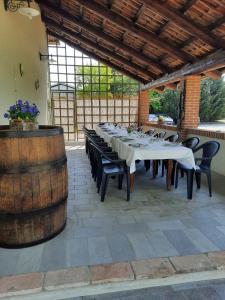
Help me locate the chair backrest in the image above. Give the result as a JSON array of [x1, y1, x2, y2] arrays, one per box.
[[145, 129, 155, 136], [182, 137, 200, 150], [165, 133, 179, 143], [158, 131, 166, 139], [195, 141, 220, 168]]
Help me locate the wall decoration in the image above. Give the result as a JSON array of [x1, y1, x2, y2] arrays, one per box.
[[19, 63, 24, 77], [35, 79, 40, 90]]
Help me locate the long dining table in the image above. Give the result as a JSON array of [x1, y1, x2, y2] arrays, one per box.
[[96, 124, 195, 191]]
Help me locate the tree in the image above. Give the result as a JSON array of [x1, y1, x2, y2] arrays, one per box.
[[75, 65, 139, 98], [149, 78, 225, 122], [150, 89, 180, 119], [200, 78, 225, 122]]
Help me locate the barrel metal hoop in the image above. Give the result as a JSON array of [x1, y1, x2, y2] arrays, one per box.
[[0, 126, 64, 138], [0, 194, 68, 220], [0, 156, 67, 174]]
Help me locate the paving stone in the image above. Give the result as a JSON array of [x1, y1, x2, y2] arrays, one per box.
[[169, 254, 215, 273], [90, 262, 134, 284], [131, 258, 175, 279], [44, 266, 90, 290], [208, 251, 225, 269], [182, 286, 221, 300], [0, 272, 44, 298]]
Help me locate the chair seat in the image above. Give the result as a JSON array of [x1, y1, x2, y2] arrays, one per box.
[[102, 158, 112, 165], [103, 164, 125, 174], [195, 165, 209, 172]]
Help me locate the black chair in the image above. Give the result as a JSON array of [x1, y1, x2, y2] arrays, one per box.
[[90, 142, 130, 202], [161, 134, 179, 177], [182, 137, 200, 150], [153, 131, 166, 139], [145, 129, 155, 136], [175, 141, 220, 199]]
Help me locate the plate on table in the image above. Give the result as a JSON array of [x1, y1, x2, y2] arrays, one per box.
[[120, 137, 134, 142], [129, 143, 149, 148]]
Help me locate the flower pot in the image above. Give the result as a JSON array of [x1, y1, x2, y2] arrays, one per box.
[[23, 121, 39, 131], [10, 119, 23, 131]]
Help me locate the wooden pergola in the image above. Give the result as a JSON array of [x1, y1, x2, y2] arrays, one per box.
[[36, 0, 225, 135]]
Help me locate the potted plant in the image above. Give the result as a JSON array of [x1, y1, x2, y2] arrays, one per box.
[[4, 99, 40, 131], [157, 115, 164, 124]]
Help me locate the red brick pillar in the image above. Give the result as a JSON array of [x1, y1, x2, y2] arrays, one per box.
[[138, 90, 149, 126], [179, 75, 201, 139]]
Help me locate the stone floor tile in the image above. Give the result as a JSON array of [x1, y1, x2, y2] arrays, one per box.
[[0, 272, 44, 298], [107, 233, 136, 262], [88, 236, 113, 265], [127, 233, 156, 260], [146, 231, 179, 257], [163, 229, 200, 255], [131, 258, 175, 279], [184, 228, 219, 253], [44, 266, 90, 290], [90, 262, 134, 284], [169, 254, 216, 273]]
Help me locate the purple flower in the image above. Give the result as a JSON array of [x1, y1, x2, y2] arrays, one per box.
[[4, 113, 9, 118], [21, 106, 28, 114], [9, 105, 16, 112], [17, 99, 23, 107], [25, 101, 30, 108]]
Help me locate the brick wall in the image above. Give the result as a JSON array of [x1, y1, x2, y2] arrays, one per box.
[[182, 75, 201, 129], [138, 90, 149, 126]]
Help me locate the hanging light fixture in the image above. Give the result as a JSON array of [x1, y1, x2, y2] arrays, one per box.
[[4, 0, 40, 19]]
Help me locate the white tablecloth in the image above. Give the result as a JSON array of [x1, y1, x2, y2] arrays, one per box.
[[96, 125, 195, 174]]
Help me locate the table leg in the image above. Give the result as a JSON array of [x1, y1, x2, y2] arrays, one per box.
[[166, 159, 172, 191], [130, 173, 135, 192]]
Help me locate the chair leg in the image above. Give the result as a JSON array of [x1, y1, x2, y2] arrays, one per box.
[[181, 170, 184, 178], [101, 174, 109, 202], [187, 170, 194, 200], [118, 174, 123, 190], [144, 160, 150, 172], [97, 171, 103, 193], [206, 171, 212, 197], [175, 166, 179, 188], [126, 172, 130, 201], [195, 172, 201, 189], [171, 161, 176, 186]]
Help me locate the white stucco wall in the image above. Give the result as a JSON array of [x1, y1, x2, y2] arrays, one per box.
[[0, 2, 48, 125]]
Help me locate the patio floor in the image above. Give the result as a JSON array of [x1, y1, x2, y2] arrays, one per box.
[[1, 143, 225, 277]]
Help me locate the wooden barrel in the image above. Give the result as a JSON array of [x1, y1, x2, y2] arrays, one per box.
[[0, 126, 68, 248]]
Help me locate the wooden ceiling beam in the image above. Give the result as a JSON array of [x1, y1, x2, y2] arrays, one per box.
[[180, 0, 198, 14], [142, 0, 225, 49], [208, 15, 225, 31], [133, 4, 146, 23], [73, 0, 195, 63], [47, 30, 146, 83], [141, 50, 225, 90], [37, 0, 169, 73], [43, 17, 154, 80]]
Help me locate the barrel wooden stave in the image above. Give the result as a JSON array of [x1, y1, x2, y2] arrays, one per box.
[[0, 126, 68, 248]]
